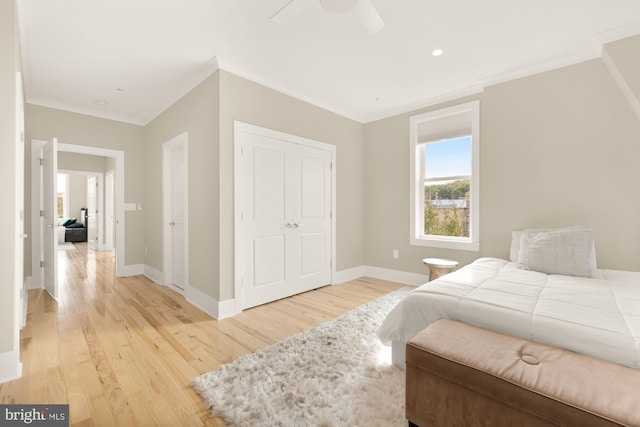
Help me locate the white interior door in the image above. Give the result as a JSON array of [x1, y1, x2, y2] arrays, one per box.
[[42, 138, 58, 299], [292, 144, 332, 289], [170, 145, 186, 292], [163, 133, 188, 294], [16, 72, 26, 328], [87, 176, 97, 250], [239, 132, 332, 309], [105, 170, 115, 253]]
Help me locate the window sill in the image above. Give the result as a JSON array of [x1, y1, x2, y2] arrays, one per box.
[[410, 237, 480, 252]]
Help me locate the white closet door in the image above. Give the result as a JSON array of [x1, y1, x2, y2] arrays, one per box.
[[290, 144, 332, 291], [240, 132, 332, 309]]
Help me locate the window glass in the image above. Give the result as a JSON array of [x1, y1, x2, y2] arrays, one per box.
[[57, 173, 67, 219], [424, 136, 471, 237]]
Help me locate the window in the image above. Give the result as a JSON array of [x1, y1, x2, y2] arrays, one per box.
[[409, 101, 479, 251], [57, 173, 68, 219]]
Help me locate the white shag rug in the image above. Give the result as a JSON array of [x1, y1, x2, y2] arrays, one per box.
[[193, 287, 411, 427]]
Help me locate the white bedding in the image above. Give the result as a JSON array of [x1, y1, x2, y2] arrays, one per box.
[[378, 257, 640, 369]]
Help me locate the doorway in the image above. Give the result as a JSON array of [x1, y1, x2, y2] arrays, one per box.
[[30, 140, 126, 292], [234, 121, 336, 311]]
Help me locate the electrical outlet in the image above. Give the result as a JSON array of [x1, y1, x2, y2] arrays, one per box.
[[393, 249, 399, 259]]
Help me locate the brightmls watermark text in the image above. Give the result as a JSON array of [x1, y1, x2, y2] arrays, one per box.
[[0, 405, 69, 426]]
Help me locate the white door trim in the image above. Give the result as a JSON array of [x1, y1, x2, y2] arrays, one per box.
[[162, 132, 189, 294], [105, 170, 115, 253], [233, 121, 336, 314], [56, 142, 126, 276]]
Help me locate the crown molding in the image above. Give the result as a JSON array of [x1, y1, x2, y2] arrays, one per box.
[[26, 98, 147, 125]]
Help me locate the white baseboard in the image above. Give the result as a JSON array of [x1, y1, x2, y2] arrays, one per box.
[[217, 298, 237, 319], [143, 264, 165, 285], [0, 349, 22, 385], [333, 266, 365, 284], [185, 285, 236, 320], [119, 264, 144, 277], [142, 265, 235, 318], [363, 265, 427, 286], [335, 265, 426, 286]]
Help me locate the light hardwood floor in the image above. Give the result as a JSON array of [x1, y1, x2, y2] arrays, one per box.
[[0, 243, 403, 426]]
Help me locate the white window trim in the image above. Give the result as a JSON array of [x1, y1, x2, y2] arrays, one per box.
[[409, 101, 480, 251]]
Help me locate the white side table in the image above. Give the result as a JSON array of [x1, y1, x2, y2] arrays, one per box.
[[422, 258, 459, 282]]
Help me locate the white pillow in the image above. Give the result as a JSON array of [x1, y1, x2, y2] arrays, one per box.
[[510, 228, 553, 261], [510, 226, 597, 271], [518, 228, 595, 277]]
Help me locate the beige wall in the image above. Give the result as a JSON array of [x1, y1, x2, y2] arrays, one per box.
[[364, 57, 640, 273], [218, 70, 365, 300], [66, 174, 87, 220], [144, 72, 220, 296], [25, 105, 146, 270], [58, 151, 106, 173], [0, 0, 21, 355]]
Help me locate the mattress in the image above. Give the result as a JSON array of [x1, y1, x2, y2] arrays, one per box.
[[378, 257, 640, 369]]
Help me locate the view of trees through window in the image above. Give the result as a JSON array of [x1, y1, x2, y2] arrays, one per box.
[[424, 179, 470, 237]]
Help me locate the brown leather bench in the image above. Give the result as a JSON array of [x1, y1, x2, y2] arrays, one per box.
[[406, 319, 640, 427]]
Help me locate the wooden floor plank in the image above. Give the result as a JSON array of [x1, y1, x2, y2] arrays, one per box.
[[0, 242, 404, 425]]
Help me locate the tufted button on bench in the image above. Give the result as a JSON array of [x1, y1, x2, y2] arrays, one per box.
[[406, 319, 640, 427]]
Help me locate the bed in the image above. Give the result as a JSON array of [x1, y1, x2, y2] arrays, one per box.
[[378, 256, 640, 370], [62, 208, 88, 243]]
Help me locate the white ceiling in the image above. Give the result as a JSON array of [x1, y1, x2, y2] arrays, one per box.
[[17, 0, 640, 125]]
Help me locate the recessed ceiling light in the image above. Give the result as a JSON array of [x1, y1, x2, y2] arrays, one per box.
[[432, 48, 444, 57], [94, 99, 108, 106]]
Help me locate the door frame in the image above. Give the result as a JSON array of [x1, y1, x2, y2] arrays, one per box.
[[32, 141, 126, 277], [162, 132, 189, 294], [233, 121, 336, 313]]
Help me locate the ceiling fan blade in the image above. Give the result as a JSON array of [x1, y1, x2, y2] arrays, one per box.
[[270, 0, 315, 22], [354, 0, 385, 34]]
